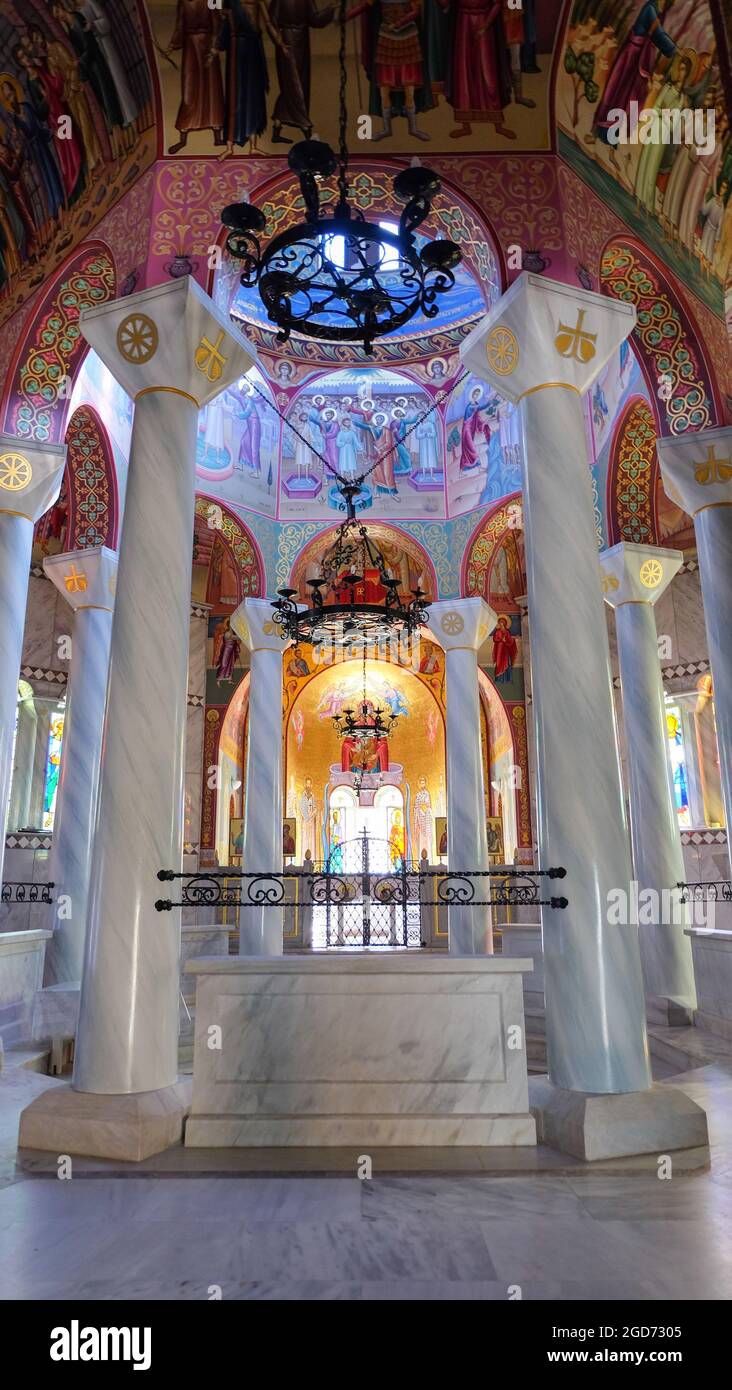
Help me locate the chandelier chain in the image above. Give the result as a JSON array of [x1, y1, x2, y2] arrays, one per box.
[[337, 0, 349, 210]]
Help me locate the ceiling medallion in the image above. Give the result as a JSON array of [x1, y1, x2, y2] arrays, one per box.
[[220, 0, 461, 356]]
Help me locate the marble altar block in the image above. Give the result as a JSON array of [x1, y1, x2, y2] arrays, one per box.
[[185, 953, 536, 1147]]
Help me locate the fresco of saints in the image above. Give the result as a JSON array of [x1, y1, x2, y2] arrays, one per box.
[[388, 808, 406, 867], [299, 776, 318, 860], [283, 820, 296, 855], [348, 0, 432, 141], [215, 622, 241, 682], [166, 0, 225, 151], [413, 775, 433, 859], [235, 390, 262, 474], [268, 0, 334, 143], [592, 0, 677, 155], [492, 612, 518, 684], [336, 415, 362, 480], [438, 0, 513, 140], [634, 54, 692, 213], [356, 410, 398, 498], [329, 807, 344, 869], [459, 388, 495, 471], [217, 0, 290, 155]]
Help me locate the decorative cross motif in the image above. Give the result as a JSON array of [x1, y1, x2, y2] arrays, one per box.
[[554, 308, 597, 364], [693, 444, 732, 487], [194, 330, 227, 383], [0, 451, 32, 491], [64, 564, 87, 593], [601, 574, 619, 593]]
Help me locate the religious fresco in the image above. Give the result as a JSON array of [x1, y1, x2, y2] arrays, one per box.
[[279, 366, 444, 519], [445, 369, 521, 516], [0, 0, 155, 326], [556, 0, 731, 315], [284, 655, 445, 862], [287, 517, 437, 606], [195, 366, 279, 516], [150, 0, 560, 159]]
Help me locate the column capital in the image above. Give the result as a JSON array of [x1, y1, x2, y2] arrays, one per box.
[[600, 542, 683, 608], [43, 545, 118, 613], [0, 434, 66, 523], [79, 277, 258, 407], [657, 426, 732, 518], [231, 597, 291, 653], [460, 274, 636, 403], [425, 596, 497, 652]]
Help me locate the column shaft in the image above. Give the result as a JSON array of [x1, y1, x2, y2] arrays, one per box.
[[695, 508, 732, 833], [239, 645, 284, 956], [8, 694, 37, 831], [45, 607, 113, 986], [444, 646, 492, 955], [74, 393, 197, 1093], [0, 513, 33, 882], [615, 601, 696, 1005], [519, 387, 650, 1093]]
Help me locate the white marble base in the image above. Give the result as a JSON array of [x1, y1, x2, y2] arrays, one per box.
[[31, 982, 80, 1042], [501, 925, 544, 1008], [530, 1077, 708, 1161], [0, 930, 51, 1043], [185, 953, 536, 1148], [686, 928, 732, 1039], [18, 1079, 192, 1161]]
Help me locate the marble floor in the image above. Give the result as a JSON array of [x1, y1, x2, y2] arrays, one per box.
[[2, 1058, 732, 1300]]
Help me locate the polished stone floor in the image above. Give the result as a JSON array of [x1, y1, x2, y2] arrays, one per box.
[[2, 1059, 732, 1300]]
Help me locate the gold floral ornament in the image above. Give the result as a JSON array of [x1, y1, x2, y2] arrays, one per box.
[[693, 444, 732, 486], [601, 574, 619, 594], [0, 451, 32, 491], [639, 558, 663, 589], [116, 313, 159, 365], [440, 611, 465, 636], [554, 308, 597, 364], [194, 330, 227, 383], [486, 325, 519, 376]]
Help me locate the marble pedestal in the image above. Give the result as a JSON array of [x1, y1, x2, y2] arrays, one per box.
[[530, 1078, 708, 1161], [685, 928, 732, 1041], [18, 1080, 192, 1161], [185, 954, 536, 1147]]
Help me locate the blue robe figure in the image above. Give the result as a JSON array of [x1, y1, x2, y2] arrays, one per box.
[[218, 0, 272, 147], [336, 420, 361, 479], [8, 98, 64, 225], [393, 415, 412, 475]]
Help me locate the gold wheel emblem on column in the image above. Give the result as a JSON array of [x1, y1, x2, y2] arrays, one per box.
[[116, 313, 159, 365], [440, 611, 464, 635], [486, 325, 519, 376], [0, 451, 32, 491], [639, 559, 663, 588], [554, 309, 597, 363], [693, 444, 732, 486]]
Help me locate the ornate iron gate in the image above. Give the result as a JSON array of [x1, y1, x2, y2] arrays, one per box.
[[320, 832, 422, 948]]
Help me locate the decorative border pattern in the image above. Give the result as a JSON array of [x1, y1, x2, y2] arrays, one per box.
[[606, 397, 658, 546], [65, 405, 117, 549]]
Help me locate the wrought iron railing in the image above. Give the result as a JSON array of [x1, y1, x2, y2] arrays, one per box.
[[0, 881, 54, 905], [155, 865, 567, 913], [678, 879, 732, 903]]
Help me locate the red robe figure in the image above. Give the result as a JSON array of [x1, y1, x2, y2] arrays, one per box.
[[167, 0, 226, 152], [593, 1, 677, 148], [492, 613, 517, 684], [348, 0, 431, 141], [439, 0, 513, 139]]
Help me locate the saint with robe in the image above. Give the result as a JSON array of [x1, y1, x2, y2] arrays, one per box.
[[299, 776, 318, 861], [217, 0, 289, 154], [413, 776, 433, 860], [492, 613, 517, 684], [439, 0, 513, 139], [268, 0, 334, 142], [336, 415, 361, 480], [592, 0, 677, 147], [167, 0, 225, 151]]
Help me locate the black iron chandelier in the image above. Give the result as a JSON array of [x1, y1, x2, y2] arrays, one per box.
[[332, 699, 398, 745], [271, 487, 429, 648], [220, 0, 461, 354]]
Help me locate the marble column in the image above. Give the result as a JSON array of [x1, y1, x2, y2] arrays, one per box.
[[694, 676, 724, 827], [657, 427, 732, 835], [0, 436, 66, 885], [22, 282, 257, 1140], [425, 597, 496, 955], [42, 547, 118, 986], [8, 685, 37, 831], [230, 598, 290, 956], [461, 275, 651, 1095], [600, 542, 696, 1010]]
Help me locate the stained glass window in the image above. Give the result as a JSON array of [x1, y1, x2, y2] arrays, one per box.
[[42, 713, 65, 831], [665, 704, 690, 828]]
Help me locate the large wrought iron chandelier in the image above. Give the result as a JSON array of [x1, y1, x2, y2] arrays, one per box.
[[271, 487, 429, 648], [220, 0, 461, 355]]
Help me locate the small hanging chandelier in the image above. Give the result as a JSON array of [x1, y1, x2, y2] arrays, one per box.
[[271, 487, 429, 647], [332, 699, 398, 746], [220, 0, 461, 355]]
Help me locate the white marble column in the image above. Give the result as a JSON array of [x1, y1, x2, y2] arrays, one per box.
[[8, 684, 37, 831], [425, 597, 496, 955], [694, 676, 724, 827], [0, 436, 66, 884], [52, 280, 256, 1115], [41, 547, 117, 986], [230, 599, 290, 956], [600, 542, 696, 1010], [657, 427, 732, 835], [461, 276, 650, 1095]]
